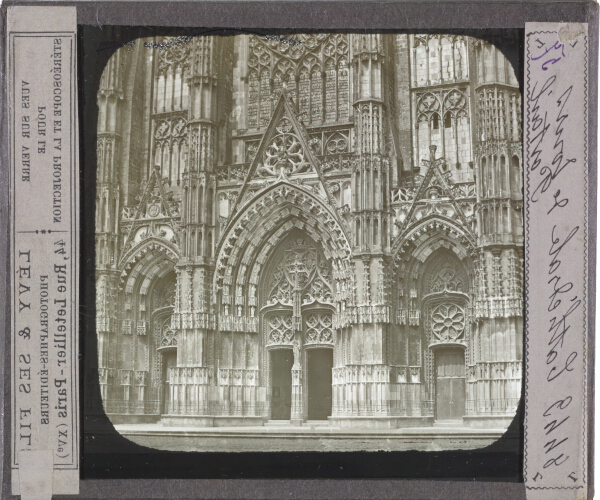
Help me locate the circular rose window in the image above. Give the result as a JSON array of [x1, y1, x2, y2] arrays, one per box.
[[431, 303, 465, 341]]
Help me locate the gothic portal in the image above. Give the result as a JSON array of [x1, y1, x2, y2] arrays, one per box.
[[95, 33, 523, 429]]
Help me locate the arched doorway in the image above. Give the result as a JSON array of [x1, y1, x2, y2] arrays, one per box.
[[260, 233, 335, 422], [420, 249, 471, 423]]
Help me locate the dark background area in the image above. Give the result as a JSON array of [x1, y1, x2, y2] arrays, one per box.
[[80, 25, 525, 481]]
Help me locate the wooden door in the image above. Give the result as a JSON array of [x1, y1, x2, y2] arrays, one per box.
[[307, 348, 333, 420], [270, 349, 293, 420], [435, 350, 466, 420]]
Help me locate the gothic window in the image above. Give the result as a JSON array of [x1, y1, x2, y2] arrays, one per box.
[[260, 68, 271, 127], [218, 192, 229, 219], [310, 68, 323, 123], [444, 111, 452, 129], [161, 327, 177, 347], [156, 73, 165, 112], [423, 254, 468, 295], [510, 155, 520, 194], [247, 69, 259, 128], [342, 182, 351, 209], [258, 117, 311, 177], [206, 187, 213, 224], [245, 34, 348, 127], [500, 155, 508, 196], [154, 37, 190, 114], [165, 67, 173, 110], [481, 157, 488, 196], [273, 71, 283, 97], [325, 59, 337, 122], [173, 67, 182, 108], [151, 41, 190, 184], [453, 37, 468, 80], [298, 68, 310, 120], [337, 59, 349, 120], [162, 144, 169, 180], [179, 141, 187, 185], [171, 142, 179, 185]]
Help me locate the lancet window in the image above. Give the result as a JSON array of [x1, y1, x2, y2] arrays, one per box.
[[415, 88, 471, 170], [150, 37, 191, 186], [246, 34, 350, 130]]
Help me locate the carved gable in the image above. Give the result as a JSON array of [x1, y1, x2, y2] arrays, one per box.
[[229, 91, 335, 215], [396, 145, 475, 240], [120, 165, 180, 258]]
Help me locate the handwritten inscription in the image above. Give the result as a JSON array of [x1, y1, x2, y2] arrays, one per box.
[[525, 24, 587, 493]]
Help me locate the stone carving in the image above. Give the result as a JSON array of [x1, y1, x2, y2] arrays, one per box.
[[267, 314, 294, 344], [431, 303, 465, 340], [427, 261, 465, 294], [305, 313, 333, 344], [257, 117, 312, 177], [292, 340, 302, 367]]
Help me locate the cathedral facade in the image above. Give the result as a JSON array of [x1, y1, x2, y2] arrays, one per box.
[[95, 33, 523, 429]]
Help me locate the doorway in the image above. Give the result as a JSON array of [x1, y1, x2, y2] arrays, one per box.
[[161, 350, 177, 414], [435, 349, 466, 420], [307, 348, 333, 420], [270, 349, 293, 420]]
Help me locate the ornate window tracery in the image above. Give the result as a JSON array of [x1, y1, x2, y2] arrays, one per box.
[[264, 237, 333, 308], [426, 261, 466, 294], [415, 88, 471, 170], [431, 304, 465, 340], [267, 314, 294, 344], [161, 327, 178, 347], [257, 117, 312, 177], [246, 34, 350, 129], [305, 313, 333, 344]]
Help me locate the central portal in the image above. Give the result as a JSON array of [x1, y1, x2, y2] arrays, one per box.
[[307, 348, 333, 420], [262, 233, 336, 423]]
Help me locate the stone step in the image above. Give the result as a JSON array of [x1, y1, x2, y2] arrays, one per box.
[[305, 420, 330, 426], [266, 420, 293, 426], [433, 420, 464, 427]]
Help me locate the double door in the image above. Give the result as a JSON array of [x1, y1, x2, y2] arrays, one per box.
[[269, 346, 333, 421]]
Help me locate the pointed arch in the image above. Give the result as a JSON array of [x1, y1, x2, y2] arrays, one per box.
[[214, 181, 352, 329]]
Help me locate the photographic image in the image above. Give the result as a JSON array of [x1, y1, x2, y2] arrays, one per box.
[[92, 32, 523, 453]]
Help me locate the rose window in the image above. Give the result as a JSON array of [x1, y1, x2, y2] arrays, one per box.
[[262, 133, 309, 176], [431, 304, 465, 341]]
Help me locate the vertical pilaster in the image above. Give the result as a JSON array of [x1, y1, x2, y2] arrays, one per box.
[[345, 34, 394, 418], [171, 36, 234, 416], [96, 47, 130, 407], [469, 39, 523, 421]]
